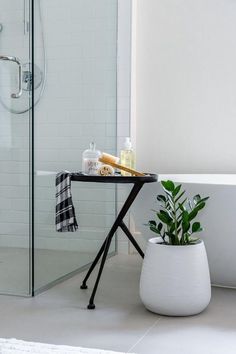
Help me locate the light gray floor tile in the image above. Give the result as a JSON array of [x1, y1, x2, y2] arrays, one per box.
[[0, 255, 158, 353], [0, 255, 235, 354], [132, 287, 236, 354], [0, 247, 99, 294]]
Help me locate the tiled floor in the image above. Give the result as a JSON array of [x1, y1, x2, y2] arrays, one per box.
[[0, 254, 236, 354], [0, 247, 96, 294]]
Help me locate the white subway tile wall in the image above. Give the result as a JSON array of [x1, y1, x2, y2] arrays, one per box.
[[33, 0, 118, 288]]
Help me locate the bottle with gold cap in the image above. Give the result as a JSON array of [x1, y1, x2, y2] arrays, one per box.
[[120, 137, 135, 176]]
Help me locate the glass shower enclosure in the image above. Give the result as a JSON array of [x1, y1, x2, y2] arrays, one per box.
[[0, 0, 117, 296]]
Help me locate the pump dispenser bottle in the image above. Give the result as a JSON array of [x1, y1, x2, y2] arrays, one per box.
[[120, 137, 135, 176]]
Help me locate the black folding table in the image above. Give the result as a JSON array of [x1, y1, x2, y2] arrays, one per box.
[[71, 173, 157, 309]]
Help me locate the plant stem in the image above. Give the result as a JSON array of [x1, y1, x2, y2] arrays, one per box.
[[173, 195, 179, 245]]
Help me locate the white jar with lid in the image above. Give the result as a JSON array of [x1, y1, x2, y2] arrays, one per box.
[[82, 142, 101, 175]]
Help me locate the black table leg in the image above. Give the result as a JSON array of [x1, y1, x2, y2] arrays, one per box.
[[80, 237, 107, 289], [86, 182, 144, 309], [119, 221, 144, 258], [87, 233, 113, 309]]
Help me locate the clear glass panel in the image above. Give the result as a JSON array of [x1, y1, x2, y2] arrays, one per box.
[[34, 0, 117, 291], [0, 0, 31, 295]]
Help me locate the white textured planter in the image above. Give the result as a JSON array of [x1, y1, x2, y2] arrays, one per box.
[[140, 237, 211, 316]]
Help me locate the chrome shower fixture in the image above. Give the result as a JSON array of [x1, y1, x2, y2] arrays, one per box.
[[0, 0, 46, 114], [22, 63, 43, 91]]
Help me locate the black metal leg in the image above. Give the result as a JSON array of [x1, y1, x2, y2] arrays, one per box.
[[120, 221, 144, 258], [87, 234, 113, 309], [80, 237, 107, 289], [86, 182, 144, 309]]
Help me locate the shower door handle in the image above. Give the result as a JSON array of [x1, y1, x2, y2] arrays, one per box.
[[0, 55, 23, 98]]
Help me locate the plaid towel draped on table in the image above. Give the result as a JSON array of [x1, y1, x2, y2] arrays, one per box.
[[55, 171, 78, 232]]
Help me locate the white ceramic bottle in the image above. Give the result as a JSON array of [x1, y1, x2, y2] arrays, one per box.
[[82, 142, 101, 175]]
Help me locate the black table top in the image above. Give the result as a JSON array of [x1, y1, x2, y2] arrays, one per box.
[[71, 173, 157, 184]]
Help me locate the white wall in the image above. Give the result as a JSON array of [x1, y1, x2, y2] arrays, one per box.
[[135, 0, 236, 173], [130, 0, 236, 247]]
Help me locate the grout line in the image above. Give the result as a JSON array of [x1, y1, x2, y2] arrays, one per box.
[[127, 317, 162, 353]]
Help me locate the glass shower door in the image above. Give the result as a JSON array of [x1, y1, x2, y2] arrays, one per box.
[[0, 0, 32, 295], [33, 0, 118, 292]]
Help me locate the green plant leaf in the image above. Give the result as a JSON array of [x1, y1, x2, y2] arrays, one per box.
[[192, 222, 201, 233], [157, 195, 166, 202], [165, 232, 175, 238], [166, 194, 175, 208], [195, 196, 209, 205], [188, 207, 198, 221], [150, 226, 160, 234], [175, 190, 186, 203], [159, 210, 173, 222], [189, 237, 200, 244], [176, 198, 187, 212], [159, 210, 171, 217], [182, 210, 189, 223], [193, 194, 201, 205], [161, 180, 175, 192], [157, 212, 172, 225], [147, 181, 208, 245], [182, 220, 190, 233], [177, 219, 182, 227], [188, 199, 193, 210], [170, 222, 176, 233], [173, 184, 182, 197], [148, 220, 156, 226], [196, 202, 206, 211], [199, 197, 210, 203], [178, 202, 186, 212]]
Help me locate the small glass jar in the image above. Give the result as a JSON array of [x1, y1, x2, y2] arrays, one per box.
[[82, 142, 101, 175]]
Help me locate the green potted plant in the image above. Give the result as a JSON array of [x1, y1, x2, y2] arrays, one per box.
[[140, 180, 211, 316]]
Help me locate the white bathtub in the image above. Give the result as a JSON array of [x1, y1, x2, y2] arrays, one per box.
[[133, 174, 236, 288]]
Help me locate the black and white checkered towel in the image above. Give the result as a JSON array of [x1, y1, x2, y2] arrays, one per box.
[[55, 171, 78, 232]]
